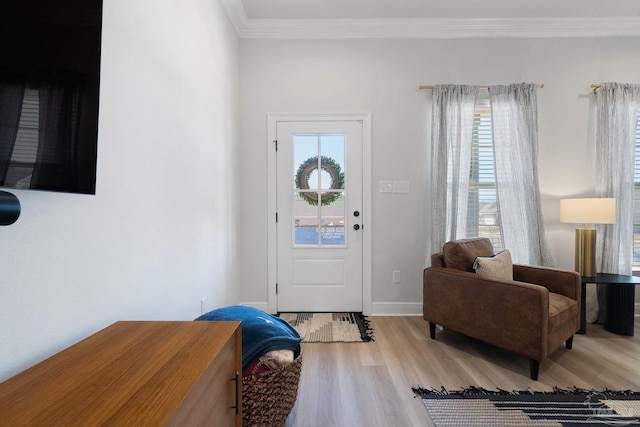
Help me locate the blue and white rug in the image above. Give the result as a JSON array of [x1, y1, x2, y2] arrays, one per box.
[[413, 387, 640, 427]]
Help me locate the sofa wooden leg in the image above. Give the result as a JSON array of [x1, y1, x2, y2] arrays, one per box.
[[529, 359, 539, 381], [429, 322, 436, 339], [565, 335, 574, 349]]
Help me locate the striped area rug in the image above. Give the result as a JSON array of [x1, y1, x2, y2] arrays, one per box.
[[412, 387, 640, 427], [278, 312, 373, 343]]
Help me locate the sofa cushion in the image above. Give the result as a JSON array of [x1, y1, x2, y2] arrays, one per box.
[[548, 292, 579, 350], [548, 292, 578, 326], [473, 250, 513, 280], [443, 238, 494, 272]]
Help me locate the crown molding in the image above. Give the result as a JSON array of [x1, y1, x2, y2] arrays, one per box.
[[220, 0, 640, 39], [219, 0, 248, 33]]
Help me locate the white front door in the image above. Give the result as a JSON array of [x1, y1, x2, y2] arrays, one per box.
[[276, 120, 363, 312]]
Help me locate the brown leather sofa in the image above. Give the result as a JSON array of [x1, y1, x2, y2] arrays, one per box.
[[423, 238, 581, 380]]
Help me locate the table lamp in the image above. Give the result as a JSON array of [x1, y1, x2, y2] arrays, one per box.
[[560, 198, 616, 277]]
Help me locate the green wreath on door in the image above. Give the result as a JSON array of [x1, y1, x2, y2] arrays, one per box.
[[295, 156, 345, 206]]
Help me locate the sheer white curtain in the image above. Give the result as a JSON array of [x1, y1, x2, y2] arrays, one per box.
[[430, 84, 479, 252], [596, 83, 640, 275], [488, 83, 553, 266], [431, 83, 552, 265], [595, 83, 640, 322]]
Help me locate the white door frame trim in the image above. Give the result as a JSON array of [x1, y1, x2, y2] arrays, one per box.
[[267, 112, 372, 315]]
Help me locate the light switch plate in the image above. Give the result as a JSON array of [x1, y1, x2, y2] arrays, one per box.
[[380, 181, 393, 193], [393, 181, 410, 193]]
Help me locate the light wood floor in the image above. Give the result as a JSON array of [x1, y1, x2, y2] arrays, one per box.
[[284, 316, 640, 427]]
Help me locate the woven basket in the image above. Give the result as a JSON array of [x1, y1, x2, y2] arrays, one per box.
[[242, 352, 303, 427]]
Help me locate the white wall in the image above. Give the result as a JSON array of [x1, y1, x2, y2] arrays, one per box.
[[0, 0, 240, 381], [238, 37, 640, 313]]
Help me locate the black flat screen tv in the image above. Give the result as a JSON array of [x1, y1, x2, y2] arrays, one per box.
[[0, 0, 102, 195]]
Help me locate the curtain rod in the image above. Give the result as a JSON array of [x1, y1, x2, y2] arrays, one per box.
[[418, 84, 544, 90]]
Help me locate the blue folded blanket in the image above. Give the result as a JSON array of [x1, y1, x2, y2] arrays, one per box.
[[195, 305, 301, 370]]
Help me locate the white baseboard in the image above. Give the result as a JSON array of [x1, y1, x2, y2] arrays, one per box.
[[239, 302, 271, 313], [370, 302, 423, 316], [239, 301, 423, 316]]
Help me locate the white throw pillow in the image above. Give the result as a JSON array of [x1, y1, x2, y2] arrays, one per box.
[[473, 249, 513, 280]]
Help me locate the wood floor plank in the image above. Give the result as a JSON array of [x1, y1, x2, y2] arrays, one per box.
[[285, 316, 640, 427]]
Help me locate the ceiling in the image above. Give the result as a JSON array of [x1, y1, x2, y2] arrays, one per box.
[[221, 0, 640, 39], [240, 0, 640, 20]]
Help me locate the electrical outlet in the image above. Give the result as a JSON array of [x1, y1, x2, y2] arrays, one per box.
[[200, 297, 207, 315], [392, 270, 401, 284]]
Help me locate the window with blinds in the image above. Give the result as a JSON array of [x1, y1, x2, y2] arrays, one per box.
[[633, 112, 640, 266], [468, 99, 504, 251]]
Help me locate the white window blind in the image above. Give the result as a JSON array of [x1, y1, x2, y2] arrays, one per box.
[[468, 98, 504, 251], [633, 111, 640, 266]]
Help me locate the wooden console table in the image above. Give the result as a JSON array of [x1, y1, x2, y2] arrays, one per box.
[[0, 321, 242, 426]]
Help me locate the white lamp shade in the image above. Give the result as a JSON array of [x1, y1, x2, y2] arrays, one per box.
[[560, 198, 616, 224]]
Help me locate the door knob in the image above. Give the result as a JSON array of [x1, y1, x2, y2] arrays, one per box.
[[353, 224, 360, 231], [353, 211, 360, 217]]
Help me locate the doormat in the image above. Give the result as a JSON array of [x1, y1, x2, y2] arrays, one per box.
[[412, 386, 640, 427], [278, 312, 374, 343]]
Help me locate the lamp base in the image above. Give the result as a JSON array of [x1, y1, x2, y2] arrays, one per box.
[[575, 228, 596, 277]]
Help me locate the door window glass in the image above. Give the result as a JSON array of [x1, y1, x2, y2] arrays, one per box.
[[293, 134, 346, 246]]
